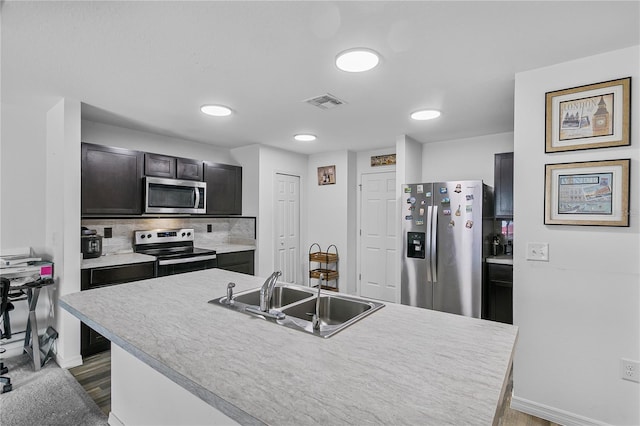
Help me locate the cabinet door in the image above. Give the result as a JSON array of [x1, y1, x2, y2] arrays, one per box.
[[485, 263, 513, 324], [217, 251, 254, 275], [82, 143, 144, 215], [494, 152, 514, 218], [145, 153, 176, 178], [204, 163, 242, 215], [177, 158, 203, 181]]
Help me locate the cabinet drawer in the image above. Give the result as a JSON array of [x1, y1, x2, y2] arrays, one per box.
[[486, 263, 513, 284], [81, 262, 155, 290]]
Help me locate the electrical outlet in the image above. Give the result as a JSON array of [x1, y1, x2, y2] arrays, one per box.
[[526, 242, 549, 261], [207, 224, 212, 233], [621, 359, 640, 383], [104, 227, 113, 239]]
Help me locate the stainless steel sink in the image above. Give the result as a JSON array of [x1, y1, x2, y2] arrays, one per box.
[[282, 296, 371, 325], [209, 283, 384, 338], [231, 285, 315, 308]]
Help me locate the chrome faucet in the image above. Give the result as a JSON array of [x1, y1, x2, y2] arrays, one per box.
[[312, 274, 323, 330], [259, 271, 282, 312]]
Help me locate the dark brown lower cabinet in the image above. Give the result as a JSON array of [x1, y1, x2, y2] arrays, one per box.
[[216, 251, 255, 275], [80, 262, 155, 357], [485, 263, 513, 324]]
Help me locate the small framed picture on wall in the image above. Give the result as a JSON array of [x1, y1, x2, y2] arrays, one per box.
[[317, 165, 336, 185]]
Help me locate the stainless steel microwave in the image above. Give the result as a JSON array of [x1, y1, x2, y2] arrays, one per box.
[[144, 177, 206, 214]]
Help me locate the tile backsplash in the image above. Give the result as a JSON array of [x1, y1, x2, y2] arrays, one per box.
[[81, 217, 255, 255]]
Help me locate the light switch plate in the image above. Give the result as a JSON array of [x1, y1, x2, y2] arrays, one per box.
[[526, 242, 549, 261]]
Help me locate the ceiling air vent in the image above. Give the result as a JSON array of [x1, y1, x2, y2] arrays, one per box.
[[304, 93, 347, 110]]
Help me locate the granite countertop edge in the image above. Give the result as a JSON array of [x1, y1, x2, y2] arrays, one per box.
[[58, 297, 264, 426]]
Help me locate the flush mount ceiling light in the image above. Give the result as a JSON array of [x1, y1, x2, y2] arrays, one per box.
[[200, 104, 232, 117], [294, 134, 317, 142], [410, 109, 441, 121], [335, 48, 380, 72]]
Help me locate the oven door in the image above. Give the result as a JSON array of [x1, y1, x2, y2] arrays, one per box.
[[145, 177, 206, 214], [156, 254, 218, 276]]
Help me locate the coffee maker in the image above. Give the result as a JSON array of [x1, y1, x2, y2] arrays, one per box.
[[81, 227, 102, 259]]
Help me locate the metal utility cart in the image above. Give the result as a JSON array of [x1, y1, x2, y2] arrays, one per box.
[[308, 243, 339, 291]]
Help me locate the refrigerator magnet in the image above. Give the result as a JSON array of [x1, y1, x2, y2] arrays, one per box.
[[417, 184, 423, 193], [404, 187, 412, 193], [466, 194, 474, 201], [454, 184, 462, 193], [441, 197, 450, 204], [407, 196, 416, 204], [449, 219, 455, 227], [465, 220, 473, 229], [439, 187, 447, 194], [466, 205, 472, 212], [415, 219, 424, 225], [455, 205, 461, 216], [443, 209, 451, 216], [405, 215, 413, 220], [425, 192, 432, 197], [419, 207, 425, 216]]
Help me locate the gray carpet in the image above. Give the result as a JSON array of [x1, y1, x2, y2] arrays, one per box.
[[0, 353, 108, 426]]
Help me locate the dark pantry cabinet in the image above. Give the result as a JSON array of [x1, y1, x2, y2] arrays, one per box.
[[494, 152, 514, 218], [204, 162, 242, 215], [81, 143, 144, 215], [80, 262, 155, 357]]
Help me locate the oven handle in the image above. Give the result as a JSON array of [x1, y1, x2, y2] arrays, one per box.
[[158, 254, 217, 266]]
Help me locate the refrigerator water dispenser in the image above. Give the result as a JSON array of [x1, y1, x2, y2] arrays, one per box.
[[407, 232, 426, 259]]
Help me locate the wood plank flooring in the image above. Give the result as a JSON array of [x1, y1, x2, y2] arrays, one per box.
[[68, 350, 558, 425]]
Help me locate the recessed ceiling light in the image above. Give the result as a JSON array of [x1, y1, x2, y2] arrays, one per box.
[[335, 48, 380, 72], [200, 104, 232, 117], [294, 134, 317, 142], [410, 110, 441, 120]]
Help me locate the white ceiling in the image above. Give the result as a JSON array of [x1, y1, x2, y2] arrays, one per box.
[[2, 1, 639, 155]]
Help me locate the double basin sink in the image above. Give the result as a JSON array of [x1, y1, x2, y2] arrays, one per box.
[[210, 284, 384, 338]]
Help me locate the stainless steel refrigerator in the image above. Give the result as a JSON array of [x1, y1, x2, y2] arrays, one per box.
[[401, 181, 493, 318]]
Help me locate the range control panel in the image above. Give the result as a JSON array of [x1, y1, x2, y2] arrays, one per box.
[[134, 228, 195, 245]]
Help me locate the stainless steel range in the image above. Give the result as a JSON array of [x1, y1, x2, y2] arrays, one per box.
[[133, 228, 217, 277]]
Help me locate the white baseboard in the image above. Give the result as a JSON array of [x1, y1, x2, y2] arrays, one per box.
[[108, 412, 124, 426], [54, 352, 83, 369], [511, 395, 609, 426]]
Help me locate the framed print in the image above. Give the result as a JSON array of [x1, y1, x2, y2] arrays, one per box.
[[317, 165, 336, 185], [545, 159, 630, 226], [545, 77, 630, 152], [371, 154, 396, 167]]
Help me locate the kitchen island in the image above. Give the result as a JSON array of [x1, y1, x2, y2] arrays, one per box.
[[60, 269, 518, 425]]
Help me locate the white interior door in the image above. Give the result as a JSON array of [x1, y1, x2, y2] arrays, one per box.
[[274, 173, 300, 284], [360, 172, 397, 302]]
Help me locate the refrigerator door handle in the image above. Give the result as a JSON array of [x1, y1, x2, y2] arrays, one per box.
[[426, 205, 433, 282], [431, 205, 438, 282]]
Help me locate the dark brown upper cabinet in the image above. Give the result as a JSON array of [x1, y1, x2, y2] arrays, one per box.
[[145, 154, 203, 181], [81, 143, 144, 215], [494, 152, 514, 218], [204, 162, 242, 215]]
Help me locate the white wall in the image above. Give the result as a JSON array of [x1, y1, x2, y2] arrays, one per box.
[[422, 132, 514, 185], [46, 99, 83, 368], [307, 151, 356, 293], [512, 46, 639, 425], [81, 119, 236, 164], [0, 104, 48, 251]]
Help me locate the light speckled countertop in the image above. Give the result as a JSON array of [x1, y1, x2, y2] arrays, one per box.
[[60, 269, 518, 425], [80, 244, 255, 269]]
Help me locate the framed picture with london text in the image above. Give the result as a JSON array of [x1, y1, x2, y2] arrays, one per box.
[[545, 77, 630, 153], [544, 159, 630, 227]]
